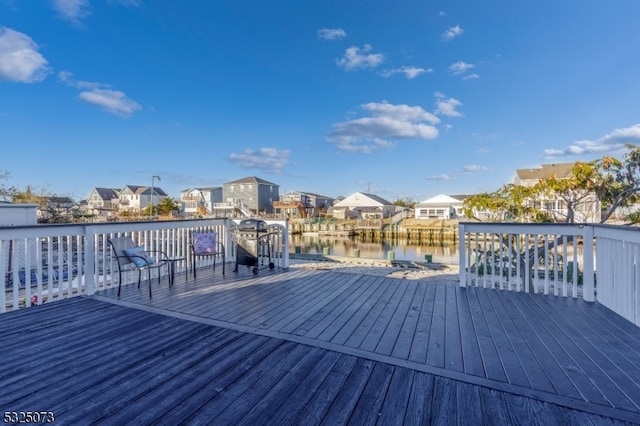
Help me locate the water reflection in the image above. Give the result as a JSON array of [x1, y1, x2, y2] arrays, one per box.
[[289, 234, 459, 264]]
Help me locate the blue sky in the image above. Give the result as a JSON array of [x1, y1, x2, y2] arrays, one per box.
[[2, 1, 640, 203]]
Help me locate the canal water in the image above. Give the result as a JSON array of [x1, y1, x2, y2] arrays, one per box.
[[289, 234, 459, 264]]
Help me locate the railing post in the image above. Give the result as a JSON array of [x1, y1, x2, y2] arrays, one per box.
[[458, 223, 466, 287], [282, 220, 290, 268], [224, 218, 234, 261], [583, 225, 595, 302], [84, 225, 96, 296]]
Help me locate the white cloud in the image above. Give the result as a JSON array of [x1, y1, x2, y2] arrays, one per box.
[[52, 0, 90, 23], [58, 70, 101, 89], [463, 73, 479, 80], [228, 148, 290, 174], [336, 44, 384, 71], [463, 165, 490, 173], [543, 124, 640, 158], [0, 27, 49, 83], [449, 61, 475, 75], [59, 71, 141, 117], [426, 174, 455, 181], [435, 94, 463, 117], [109, 0, 143, 6], [441, 25, 463, 41], [52, 0, 140, 24], [327, 101, 439, 153], [362, 101, 440, 124], [380, 66, 432, 79], [317, 28, 346, 40], [78, 89, 141, 117]]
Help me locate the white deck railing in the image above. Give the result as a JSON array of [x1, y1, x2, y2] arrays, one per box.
[[459, 222, 638, 326], [1, 218, 288, 313]]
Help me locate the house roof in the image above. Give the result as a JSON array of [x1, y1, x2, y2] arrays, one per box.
[[333, 192, 393, 208], [45, 196, 75, 204], [226, 176, 278, 186], [93, 188, 120, 200], [516, 163, 575, 181], [282, 191, 334, 199], [180, 187, 221, 194], [417, 194, 464, 205], [141, 187, 168, 197], [122, 185, 146, 195]]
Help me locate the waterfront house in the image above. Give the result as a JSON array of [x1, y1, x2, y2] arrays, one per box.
[[216, 176, 280, 216], [117, 185, 168, 214], [86, 187, 120, 219], [38, 196, 80, 223], [330, 192, 395, 219], [414, 194, 468, 219], [180, 187, 222, 217], [274, 191, 334, 218], [514, 163, 601, 223]]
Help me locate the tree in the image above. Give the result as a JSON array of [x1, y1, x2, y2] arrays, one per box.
[[157, 197, 179, 215], [591, 145, 640, 223], [12, 186, 46, 206], [463, 145, 640, 224], [393, 198, 415, 209], [462, 145, 640, 291], [0, 170, 18, 201], [143, 197, 179, 217], [462, 184, 549, 222]]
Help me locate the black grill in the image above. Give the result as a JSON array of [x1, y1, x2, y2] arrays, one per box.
[[234, 219, 274, 274]]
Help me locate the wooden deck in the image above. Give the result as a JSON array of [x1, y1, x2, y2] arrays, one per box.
[[1, 264, 640, 425]]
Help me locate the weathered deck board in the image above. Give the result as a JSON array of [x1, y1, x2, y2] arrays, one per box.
[[475, 287, 532, 388], [2, 265, 640, 424], [464, 283, 508, 383], [484, 287, 557, 393], [407, 281, 436, 364], [326, 275, 389, 345], [390, 279, 427, 360], [456, 287, 485, 377]]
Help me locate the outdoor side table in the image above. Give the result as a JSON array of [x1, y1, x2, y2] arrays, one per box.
[[167, 257, 187, 285]]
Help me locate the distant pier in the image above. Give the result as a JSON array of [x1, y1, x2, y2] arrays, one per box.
[[289, 218, 459, 244]]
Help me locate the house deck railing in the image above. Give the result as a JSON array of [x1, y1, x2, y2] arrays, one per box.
[[1, 218, 288, 313], [459, 222, 639, 326]]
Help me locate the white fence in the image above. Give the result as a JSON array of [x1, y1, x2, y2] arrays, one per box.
[[459, 222, 638, 326], [1, 218, 289, 313], [593, 225, 640, 327]]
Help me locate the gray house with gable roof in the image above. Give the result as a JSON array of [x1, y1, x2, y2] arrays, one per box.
[[221, 176, 280, 215]]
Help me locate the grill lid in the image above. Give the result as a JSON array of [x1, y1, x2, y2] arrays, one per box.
[[238, 219, 268, 231]]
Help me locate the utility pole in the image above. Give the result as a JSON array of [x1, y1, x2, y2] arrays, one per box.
[[151, 175, 161, 217]]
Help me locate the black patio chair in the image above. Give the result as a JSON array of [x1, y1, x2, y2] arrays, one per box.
[[108, 236, 169, 297]]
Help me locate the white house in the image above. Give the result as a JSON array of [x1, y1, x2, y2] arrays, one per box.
[[181, 187, 222, 217], [118, 185, 167, 213], [414, 194, 467, 219], [330, 192, 395, 219]]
